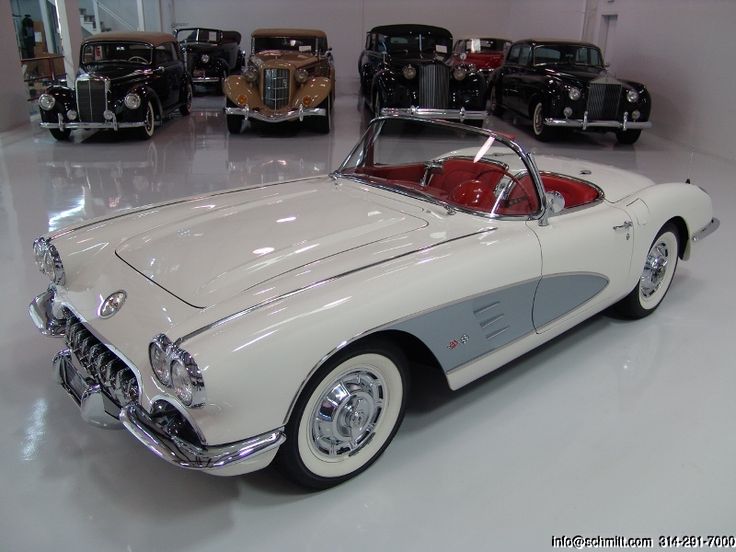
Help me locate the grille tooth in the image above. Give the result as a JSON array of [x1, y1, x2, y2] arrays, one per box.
[[76, 77, 108, 122], [586, 82, 621, 120], [263, 68, 290, 109], [418, 64, 449, 108]]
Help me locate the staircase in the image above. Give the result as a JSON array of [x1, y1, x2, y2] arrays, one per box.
[[79, 1, 136, 36], [79, 8, 111, 35]]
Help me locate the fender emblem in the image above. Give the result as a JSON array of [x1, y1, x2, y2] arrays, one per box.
[[99, 291, 127, 319], [447, 334, 470, 350]]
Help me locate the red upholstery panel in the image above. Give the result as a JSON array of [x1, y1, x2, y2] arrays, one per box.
[[541, 174, 600, 208], [428, 159, 507, 195], [449, 180, 496, 210], [355, 163, 426, 184], [494, 174, 541, 216]]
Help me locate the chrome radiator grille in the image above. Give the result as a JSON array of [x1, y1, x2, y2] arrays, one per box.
[[418, 64, 449, 108], [76, 77, 108, 123], [586, 83, 621, 120], [64, 312, 138, 407], [263, 68, 290, 109]]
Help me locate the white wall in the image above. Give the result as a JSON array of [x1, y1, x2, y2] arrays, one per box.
[[0, 0, 29, 131]]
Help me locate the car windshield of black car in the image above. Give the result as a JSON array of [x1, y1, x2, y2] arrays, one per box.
[[533, 44, 603, 67], [177, 28, 219, 43], [378, 32, 451, 55], [253, 36, 319, 54], [81, 42, 152, 65]]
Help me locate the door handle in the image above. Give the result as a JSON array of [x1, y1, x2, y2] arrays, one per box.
[[612, 220, 633, 231]]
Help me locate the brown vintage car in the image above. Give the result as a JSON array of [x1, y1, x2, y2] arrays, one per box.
[[223, 28, 334, 133]]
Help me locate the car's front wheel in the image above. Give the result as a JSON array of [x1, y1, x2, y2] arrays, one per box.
[[49, 128, 71, 141], [531, 101, 554, 141], [135, 100, 155, 140], [615, 129, 642, 145], [275, 339, 409, 489], [613, 223, 680, 318], [179, 83, 193, 116], [312, 96, 331, 133]]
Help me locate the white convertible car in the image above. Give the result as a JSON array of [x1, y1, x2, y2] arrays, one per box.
[[29, 117, 718, 488]]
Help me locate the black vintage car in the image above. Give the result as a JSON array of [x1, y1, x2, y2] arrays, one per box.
[[38, 31, 192, 141], [176, 27, 244, 93], [488, 39, 651, 144], [358, 24, 486, 123]]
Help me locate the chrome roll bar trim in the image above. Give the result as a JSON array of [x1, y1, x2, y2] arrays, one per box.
[[691, 217, 720, 242], [120, 403, 285, 471], [224, 105, 326, 123], [379, 106, 487, 121]]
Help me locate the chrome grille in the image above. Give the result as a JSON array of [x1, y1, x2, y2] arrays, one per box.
[[64, 312, 138, 407], [586, 83, 621, 121], [263, 68, 290, 109], [418, 64, 449, 108], [76, 77, 108, 123]]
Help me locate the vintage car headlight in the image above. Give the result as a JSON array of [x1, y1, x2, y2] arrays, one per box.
[[244, 67, 258, 83], [295, 68, 309, 83], [402, 65, 416, 80], [626, 89, 640, 103], [200, 54, 210, 64], [33, 237, 65, 285], [38, 94, 56, 111], [452, 66, 467, 81], [124, 93, 141, 110], [568, 86, 581, 101], [149, 334, 205, 407]]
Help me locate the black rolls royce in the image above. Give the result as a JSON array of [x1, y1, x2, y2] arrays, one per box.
[[358, 24, 486, 123], [38, 31, 192, 141], [488, 39, 651, 144], [176, 27, 244, 93]]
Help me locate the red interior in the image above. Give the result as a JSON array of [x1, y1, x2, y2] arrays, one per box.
[[540, 173, 601, 208]]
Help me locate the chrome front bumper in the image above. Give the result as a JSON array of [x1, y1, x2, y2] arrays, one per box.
[[192, 76, 221, 83], [544, 111, 652, 131], [40, 112, 145, 132], [692, 217, 720, 242], [380, 106, 486, 121], [224, 105, 326, 123]]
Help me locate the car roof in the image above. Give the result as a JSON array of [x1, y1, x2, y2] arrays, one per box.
[[369, 24, 452, 38], [251, 28, 327, 39], [82, 31, 176, 47], [515, 38, 600, 48]]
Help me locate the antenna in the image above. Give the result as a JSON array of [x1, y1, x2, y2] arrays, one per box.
[[686, 150, 694, 184]]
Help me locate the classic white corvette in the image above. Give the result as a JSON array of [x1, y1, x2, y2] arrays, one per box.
[[29, 117, 718, 488]]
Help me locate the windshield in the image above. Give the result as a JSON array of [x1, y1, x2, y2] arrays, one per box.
[[336, 118, 541, 218], [458, 38, 508, 53], [533, 44, 603, 67], [81, 42, 152, 65], [253, 36, 319, 53], [378, 32, 452, 55], [176, 28, 220, 43]]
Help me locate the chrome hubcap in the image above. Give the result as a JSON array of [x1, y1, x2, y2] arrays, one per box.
[[533, 104, 543, 134], [144, 104, 153, 133], [641, 241, 670, 297], [310, 369, 385, 459]]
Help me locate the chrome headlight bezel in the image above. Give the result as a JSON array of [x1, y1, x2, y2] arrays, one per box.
[[295, 68, 309, 84], [200, 53, 210, 64], [149, 334, 205, 407], [39, 93, 56, 111], [402, 64, 416, 80], [626, 89, 640, 103], [244, 67, 258, 83], [568, 86, 581, 101], [33, 237, 65, 285], [124, 93, 141, 110]]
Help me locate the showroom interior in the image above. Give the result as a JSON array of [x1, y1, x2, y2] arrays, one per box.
[[1, 0, 733, 550]]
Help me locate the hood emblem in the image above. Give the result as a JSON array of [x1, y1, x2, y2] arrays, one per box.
[[99, 291, 127, 319]]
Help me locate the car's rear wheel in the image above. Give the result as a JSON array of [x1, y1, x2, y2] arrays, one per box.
[[615, 129, 642, 145], [531, 101, 554, 141], [49, 128, 71, 141], [613, 223, 680, 318], [179, 83, 192, 116], [275, 339, 409, 489], [135, 100, 155, 140]]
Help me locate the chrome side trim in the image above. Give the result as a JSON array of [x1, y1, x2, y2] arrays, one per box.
[[224, 106, 326, 123], [691, 217, 719, 242], [380, 106, 486, 121], [544, 117, 652, 130], [41, 121, 146, 130], [120, 403, 285, 471]]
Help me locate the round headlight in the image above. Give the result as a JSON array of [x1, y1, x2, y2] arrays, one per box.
[[402, 65, 416, 80], [200, 54, 210, 64], [67, 110, 77, 120], [295, 68, 309, 83], [124, 93, 141, 110], [38, 242, 65, 285], [452, 66, 467, 81], [244, 67, 258, 83], [632, 110, 641, 121], [149, 335, 172, 386], [626, 89, 639, 103], [171, 357, 194, 406], [39, 94, 56, 111], [568, 87, 581, 101]]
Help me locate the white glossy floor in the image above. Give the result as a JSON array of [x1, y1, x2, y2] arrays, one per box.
[[1, 94, 734, 551]]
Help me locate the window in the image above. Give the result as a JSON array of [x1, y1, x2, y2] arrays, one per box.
[[518, 45, 531, 66], [507, 44, 521, 64], [154, 44, 174, 65]]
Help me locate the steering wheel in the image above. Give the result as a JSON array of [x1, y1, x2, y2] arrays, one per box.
[[128, 56, 148, 63]]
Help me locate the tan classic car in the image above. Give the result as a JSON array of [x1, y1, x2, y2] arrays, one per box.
[[224, 28, 334, 133]]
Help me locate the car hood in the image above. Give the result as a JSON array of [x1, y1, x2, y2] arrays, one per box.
[[253, 51, 318, 69], [78, 65, 152, 81], [115, 179, 431, 308], [540, 66, 624, 87], [388, 52, 451, 64]]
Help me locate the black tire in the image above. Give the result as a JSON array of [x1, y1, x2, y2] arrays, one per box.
[[274, 338, 409, 490], [135, 100, 155, 140], [615, 129, 642, 145], [489, 85, 504, 116], [312, 96, 332, 134], [531, 101, 555, 141], [217, 69, 227, 95], [226, 100, 243, 134], [612, 223, 680, 319], [49, 128, 71, 141], [179, 83, 192, 116]]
